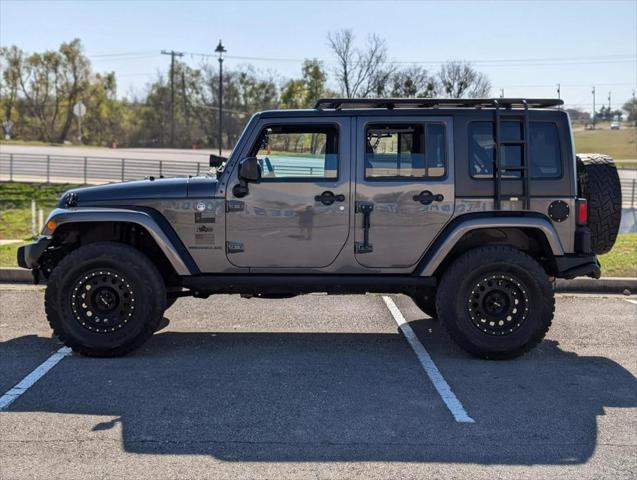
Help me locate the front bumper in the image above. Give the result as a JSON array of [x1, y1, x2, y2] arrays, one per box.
[[17, 236, 52, 269]]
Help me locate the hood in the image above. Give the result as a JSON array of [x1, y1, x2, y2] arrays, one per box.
[[59, 176, 220, 207]]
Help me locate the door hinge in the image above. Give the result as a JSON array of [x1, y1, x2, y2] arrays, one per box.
[[226, 200, 245, 213], [226, 241, 244, 253]]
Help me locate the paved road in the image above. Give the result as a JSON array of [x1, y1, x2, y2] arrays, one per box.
[[0, 144, 234, 163], [0, 287, 636, 479]]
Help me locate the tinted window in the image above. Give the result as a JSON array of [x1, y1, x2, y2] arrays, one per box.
[[365, 123, 446, 179], [469, 121, 561, 179], [252, 125, 338, 180], [530, 123, 561, 178]]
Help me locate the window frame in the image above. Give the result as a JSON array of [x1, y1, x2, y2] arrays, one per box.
[[467, 120, 564, 181], [248, 122, 341, 183], [362, 121, 449, 182]]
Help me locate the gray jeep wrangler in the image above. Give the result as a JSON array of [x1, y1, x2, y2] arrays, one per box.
[[18, 98, 622, 359]]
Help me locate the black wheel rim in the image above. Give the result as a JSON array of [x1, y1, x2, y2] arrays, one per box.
[[467, 274, 529, 336], [70, 270, 136, 333]]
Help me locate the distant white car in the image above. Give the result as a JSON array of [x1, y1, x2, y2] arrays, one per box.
[[610, 121, 620, 130]]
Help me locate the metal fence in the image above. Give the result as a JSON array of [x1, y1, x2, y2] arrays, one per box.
[[621, 177, 637, 208], [0, 152, 208, 185], [1, 151, 636, 208]]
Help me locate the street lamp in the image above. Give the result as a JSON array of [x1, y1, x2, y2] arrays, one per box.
[[215, 39, 227, 155]]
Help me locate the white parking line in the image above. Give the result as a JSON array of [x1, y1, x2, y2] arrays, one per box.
[[382, 296, 475, 424], [623, 298, 637, 305], [0, 346, 72, 411]]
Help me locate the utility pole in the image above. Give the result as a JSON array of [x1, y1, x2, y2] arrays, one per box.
[[161, 50, 184, 147], [592, 87, 595, 130], [633, 90, 636, 126], [182, 71, 190, 147], [556, 83, 561, 100], [215, 40, 226, 156], [608, 91, 611, 113], [499, 88, 504, 98]]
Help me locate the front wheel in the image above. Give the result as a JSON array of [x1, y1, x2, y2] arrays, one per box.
[[436, 246, 554, 360], [410, 288, 438, 319], [45, 242, 167, 357]]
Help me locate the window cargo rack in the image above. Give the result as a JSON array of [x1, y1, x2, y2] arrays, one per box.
[[314, 98, 563, 110]]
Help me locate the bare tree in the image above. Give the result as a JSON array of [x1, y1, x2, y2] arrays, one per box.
[[327, 29, 392, 98], [388, 66, 437, 98], [438, 61, 491, 98]]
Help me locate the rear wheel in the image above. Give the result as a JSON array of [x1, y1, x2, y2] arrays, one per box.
[[45, 242, 166, 357], [436, 246, 554, 360]]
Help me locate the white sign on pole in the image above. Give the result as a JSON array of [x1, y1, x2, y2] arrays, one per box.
[[73, 102, 86, 143], [73, 102, 87, 117]]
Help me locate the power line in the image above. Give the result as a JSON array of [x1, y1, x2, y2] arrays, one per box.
[[93, 49, 635, 67]]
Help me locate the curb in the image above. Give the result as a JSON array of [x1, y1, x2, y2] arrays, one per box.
[[555, 277, 636, 294], [0, 268, 41, 284], [0, 267, 635, 294]]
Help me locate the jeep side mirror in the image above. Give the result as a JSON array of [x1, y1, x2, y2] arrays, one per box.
[[238, 157, 262, 183], [209, 154, 225, 168], [233, 157, 262, 198]]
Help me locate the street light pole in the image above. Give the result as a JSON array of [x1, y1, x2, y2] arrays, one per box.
[[215, 40, 227, 156], [591, 87, 595, 130]]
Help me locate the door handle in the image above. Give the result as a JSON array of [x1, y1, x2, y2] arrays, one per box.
[[314, 191, 345, 206], [355, 201, 374, 253], [412, 190, 444, 205]]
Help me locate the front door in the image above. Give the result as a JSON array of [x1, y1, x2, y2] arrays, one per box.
[[354, 116, 455, 268], [225, 118, 351, 268]]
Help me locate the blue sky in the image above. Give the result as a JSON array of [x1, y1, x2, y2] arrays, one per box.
[[1, 0, 636, 112]]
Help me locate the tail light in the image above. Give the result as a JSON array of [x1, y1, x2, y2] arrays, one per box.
[[576, 198, 588, 226]]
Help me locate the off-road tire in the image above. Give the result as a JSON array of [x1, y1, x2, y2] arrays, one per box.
[[166, 297, 178, 310], [576, 154, 622, 255], [45, 242, 166, 357], [436, 246, 554, 360], [410, 288, 438, 319]]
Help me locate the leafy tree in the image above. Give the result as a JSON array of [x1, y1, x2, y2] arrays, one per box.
[[280, 59, 330, 108], [595, 105, 623, 122], [622, 97, 637, 124], [565, 108, 590, 122]]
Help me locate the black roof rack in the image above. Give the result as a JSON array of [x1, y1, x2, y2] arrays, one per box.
[[314, 98, 563, 110]]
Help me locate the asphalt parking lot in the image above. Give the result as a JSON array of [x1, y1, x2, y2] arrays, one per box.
[[0, 286, 635, 479]]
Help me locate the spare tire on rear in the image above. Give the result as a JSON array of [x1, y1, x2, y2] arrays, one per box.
[[576, 154, 622, 255]]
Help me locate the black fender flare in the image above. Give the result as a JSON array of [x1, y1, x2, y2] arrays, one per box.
[[42, 207, 198, 275], [414, 214, 565, 277]]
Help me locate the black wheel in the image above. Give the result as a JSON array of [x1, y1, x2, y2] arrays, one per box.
[[577, 154, 622, 254], [165, 297, 178, 310], [45, 242, 166, 357], [436, 246, 554, 360], [410, 288, 438, 319]]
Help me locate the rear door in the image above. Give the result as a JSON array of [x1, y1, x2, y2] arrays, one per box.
[[354, 116, 455, 268], [225, 117, 351, 268]]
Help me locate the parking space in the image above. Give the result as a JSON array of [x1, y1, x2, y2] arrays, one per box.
[[1, 286, 636, 479]]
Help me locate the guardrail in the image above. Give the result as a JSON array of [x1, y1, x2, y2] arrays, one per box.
[[0, 152, 208, 184], [1, 152, 636, 208], [621, 177, 637, 208]]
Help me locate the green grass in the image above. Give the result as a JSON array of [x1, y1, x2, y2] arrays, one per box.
[[573, 125, 637, 161], [598, 233, 637, 278], [0, 182, 81, 239], [0, 242, 26, 267]]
